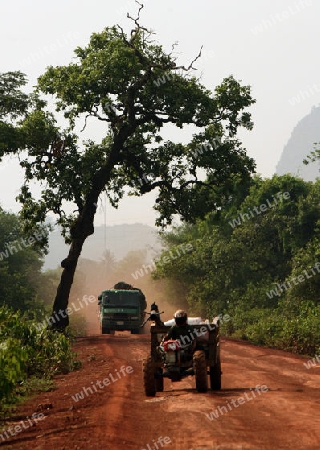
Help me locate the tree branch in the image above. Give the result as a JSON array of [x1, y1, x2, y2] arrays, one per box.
[[127, 1, 150, 38]]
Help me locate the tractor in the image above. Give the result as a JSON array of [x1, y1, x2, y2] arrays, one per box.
[[142, 308, 221, 396]]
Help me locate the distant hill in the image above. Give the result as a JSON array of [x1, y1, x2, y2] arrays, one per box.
[[276, 106, 320, 181], [43, 223, 162, 270]]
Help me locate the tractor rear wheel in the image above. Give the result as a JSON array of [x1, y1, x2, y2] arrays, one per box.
[[143, 356, 156, 396], [193, 350, 208, 393], [210, 357, 222, 390]]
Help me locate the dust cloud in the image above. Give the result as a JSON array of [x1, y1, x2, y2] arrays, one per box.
[[67, 251, 184, 336]]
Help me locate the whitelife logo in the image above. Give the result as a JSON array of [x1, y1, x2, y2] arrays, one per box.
[[19, 31, 80, 68], [0, 228, 48, 261], [178, 314, 231, 346], [205, 385, 269, 421], [289, 83, 320, 105], [190, 137, 222, 159], [71, 365, 133, 402], [266, 262, 320, 299], [35, 295, 96, 330], [303, 354, 320, 369], [131, 243, 193, 281], [0, 413, 45, 442], [228, 191, 290, 229], [141, 436, 172, 450], [250, 0, 312, 35]]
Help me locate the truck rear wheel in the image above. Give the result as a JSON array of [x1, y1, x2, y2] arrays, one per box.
[[193, 350, 208, 393], [131, 329, 140, 334], [210, 357, 222, 390], [102, 328, 115, 335], [143, 356, 156, 396]]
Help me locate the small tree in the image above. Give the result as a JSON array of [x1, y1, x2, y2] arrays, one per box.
[[9, 5, 255, 329]]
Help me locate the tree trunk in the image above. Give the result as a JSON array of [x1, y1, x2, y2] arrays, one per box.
[[49, 126, 135, 330], [49, 203, 97, 330], [49, 236, 87, 330]]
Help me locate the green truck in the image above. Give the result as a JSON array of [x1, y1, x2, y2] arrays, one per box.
[[98, 285, 147, 334]]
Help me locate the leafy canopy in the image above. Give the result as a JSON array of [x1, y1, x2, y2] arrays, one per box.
[[15, 11, 256, 239]]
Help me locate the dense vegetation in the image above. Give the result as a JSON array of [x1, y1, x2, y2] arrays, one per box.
[[0, 208, 84, 411], [153, 174, 320, 356], [0, 307, 80, 412]]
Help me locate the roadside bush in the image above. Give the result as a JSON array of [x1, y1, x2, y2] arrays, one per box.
[[278, 302, 320, 354], [242, 314, 284, 347], [223, 307, 271, 340], [0, 306, 81, 408], [0, 338, 28, 405], [224, 301, 320, 356]]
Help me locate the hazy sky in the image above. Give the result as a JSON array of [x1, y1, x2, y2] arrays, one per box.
[[1, 0, 319, 227]]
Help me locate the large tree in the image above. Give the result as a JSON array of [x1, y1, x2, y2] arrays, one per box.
[[8, 6, 255, 329]]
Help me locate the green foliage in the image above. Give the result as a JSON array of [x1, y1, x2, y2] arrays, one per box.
[[0, 206, 49, 313], [0, 71, 46, 156], [0, 338, 27, 404], [153, 174, 320, 356], [0, 71, 29, 155], [0, 306, 80, 408], [0, 72, 28, 119], [227, 302, 320, 355]]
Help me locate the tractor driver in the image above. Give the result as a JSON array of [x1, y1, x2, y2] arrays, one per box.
[[162, 310, 196, 349]]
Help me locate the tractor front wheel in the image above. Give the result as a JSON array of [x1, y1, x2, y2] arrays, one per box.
[[155, 368, 164, 392], [193, 350, 208, 393]]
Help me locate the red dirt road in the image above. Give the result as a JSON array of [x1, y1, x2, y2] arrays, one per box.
[[1, 334, 320, 450]]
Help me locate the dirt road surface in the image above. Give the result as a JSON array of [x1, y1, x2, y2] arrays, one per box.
[[1, 333, 320, 450]]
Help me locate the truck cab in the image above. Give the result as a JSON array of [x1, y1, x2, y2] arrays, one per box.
[[98, 289, 146, 334]]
